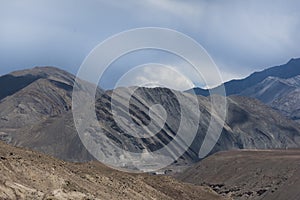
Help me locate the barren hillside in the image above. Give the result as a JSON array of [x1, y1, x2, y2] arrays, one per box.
[[177, 149, 300, 200], [0, 141, 226, 200]]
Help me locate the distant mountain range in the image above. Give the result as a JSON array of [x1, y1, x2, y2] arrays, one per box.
[[187, 58, 300, 122], [0, 66, 300, 171]]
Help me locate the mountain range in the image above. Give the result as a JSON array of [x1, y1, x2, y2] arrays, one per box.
[[0, 58, 300, 199], [188, 58, 300, 122], [0, 64, 300, 171]]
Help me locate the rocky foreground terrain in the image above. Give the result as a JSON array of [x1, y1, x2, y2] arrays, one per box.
[[0, 141, 225, 200], [176, 149, 300, 200], [1, 138, 298, 200]]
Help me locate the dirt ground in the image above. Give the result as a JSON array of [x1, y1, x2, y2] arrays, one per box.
[[0, 141, 225, 200]]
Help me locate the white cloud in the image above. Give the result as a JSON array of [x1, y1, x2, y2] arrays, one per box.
[[1, 0, 299, 87], [115, 64, 195, 91], [142, 0, 203, 19], [101, 0, 300, 87]]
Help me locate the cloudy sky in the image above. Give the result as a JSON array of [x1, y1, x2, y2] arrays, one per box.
[[0, 0, 299, 90]]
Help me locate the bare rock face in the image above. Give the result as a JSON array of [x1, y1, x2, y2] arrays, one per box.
[[225, 96, 300, 149], [0, 67, 75, 129], [176, 149, 300, 200], [240, 76, 297, 104], [271, 88, 300, 121], [0, 141, 225, 200], [189, 58, 300, 122], [91, 88, 300, 170], [0, 66, 300, 168], [241, 75, 300, 122], [0, 67, 94, 162]]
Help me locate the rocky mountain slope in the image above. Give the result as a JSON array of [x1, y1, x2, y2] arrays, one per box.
[[188, 58, 300, 122], [0, 67, 95, 161], [188, 58, 300, 96], [0, 66, 74, 129], [176, 149, 300, 200], [1, 67, 300, 169], [240, 76, 299, 104], [223, 96, 300, 149], [89, 88, 300, 171], [0, 141, 225, 200], [240, 75, 300, 122]]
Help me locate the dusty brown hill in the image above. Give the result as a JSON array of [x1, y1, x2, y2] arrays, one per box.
[[0, 141, 225, 200], [176, 149, 300, 200]]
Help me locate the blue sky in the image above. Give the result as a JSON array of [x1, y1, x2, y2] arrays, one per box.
[[0, 0, 299, 89]]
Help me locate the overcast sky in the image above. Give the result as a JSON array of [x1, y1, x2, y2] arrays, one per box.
[[0, 0, 299, 89]]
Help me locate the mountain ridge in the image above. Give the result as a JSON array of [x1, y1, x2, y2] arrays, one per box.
[[0, 66, 300, 172], [188, 58, 300, 96], [188, 58, 300, 123]]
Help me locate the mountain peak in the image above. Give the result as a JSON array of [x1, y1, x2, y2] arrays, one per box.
[[9, 66, 74, 80], [0, 66, 75, 102], [287, 57, 300, 64]]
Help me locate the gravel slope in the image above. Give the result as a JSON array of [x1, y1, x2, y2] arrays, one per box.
[[0, 141, 226, 200], [176, 149, 300, 200]]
